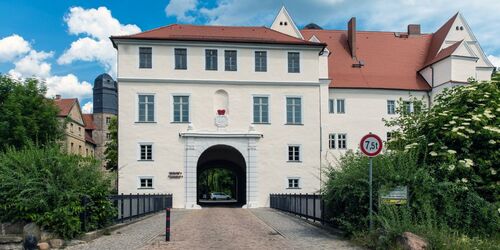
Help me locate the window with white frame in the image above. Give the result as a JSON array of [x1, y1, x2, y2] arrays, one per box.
[[403, 101, 413, 113], [288, 52, 300, 73], [139, 47, 152, 69], [106, 117, 111, 125], [387, 100, 396, 114], [336, 99, 345, 114], [338, 133, 347, 149], [138, 95, 155, 122], [174, 48, 187, 70], [255, 51, 267, 72], [173, 96, 189, 123], [328, 133, 336, 149], [329, 99, 334, 113], [205, 49, 217, 70], [288, 145, 300, 162], [139, 177, 153, 189], [387, 132, 394, 142], [225, 50, 237, 71], [287, 178, 300, 189], [139, 144, 153, 161], [286, 97, 302, 124], [253, 96, 269, 123]]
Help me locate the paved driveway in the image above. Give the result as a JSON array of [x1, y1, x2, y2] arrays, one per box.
[[70, 208, 360, 250]]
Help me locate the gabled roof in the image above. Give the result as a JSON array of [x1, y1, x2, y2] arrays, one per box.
[[424, 13, 459, 65], [82, 114, 96, 130], [54, 98, 78, 117], [301, 30, 433, 90], [421, 40, 463, 69], [85, 131, 96, 145], [111, 24, 325, 47]]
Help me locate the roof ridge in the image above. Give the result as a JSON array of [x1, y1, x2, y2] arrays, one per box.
[[261, 26, 318, 43]]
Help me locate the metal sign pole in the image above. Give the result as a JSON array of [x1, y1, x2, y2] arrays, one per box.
[[369, 157, 373, 231]]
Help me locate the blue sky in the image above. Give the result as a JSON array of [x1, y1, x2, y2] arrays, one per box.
[[0, 0, 499, 113]]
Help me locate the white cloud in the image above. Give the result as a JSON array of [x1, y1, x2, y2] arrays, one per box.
[[58, 6, 141, 76], [8, 50, 53, 78], [0, 34, 31, 62], [165, 0, 199, 23], [0, 34, 93, 101], [487, 55, 500, 69], [44, 74, 93, 101], [82, 101, 93, 114]]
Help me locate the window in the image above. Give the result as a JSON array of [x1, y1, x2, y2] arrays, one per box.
[[138, 95, 155, 122], [139, 47, 152, 68], [404, 101, 413, 113], [253, 96, 269, 123], [173, 96, 189, 123], [86, 148, 89, 156], [387, 132, 393, 142], [329, 134, 336, 149], [287, 178, 300, 189], [174, 48, 187, 69], [139, 144, 153, 161], [329, 99, 334, 113], [338, 133, 347, 149], [106, 133, 111, 140], [70, 142, 74, 152], [286, 97, 302, 124], [225, 50, 237, 71], [288, 52, 300, 73], [288, 145, 300, 162], [255, 51, 267, 72], [78, 145, 82, 155], [70, 123, 74, 132], [106, 117, 111, 125], [387, 100, 396, 114], [205, 49, 218, 70], [336, 99, 345, 114], [139, 177, 153, 189], [78, 127, 81, 136]]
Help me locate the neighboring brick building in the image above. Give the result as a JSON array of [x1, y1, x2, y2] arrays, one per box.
[[53, 74, 117, 164], [54, 96, 96, 157]]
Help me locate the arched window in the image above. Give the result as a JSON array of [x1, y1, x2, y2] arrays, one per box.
[[214, 89, 229, 114]]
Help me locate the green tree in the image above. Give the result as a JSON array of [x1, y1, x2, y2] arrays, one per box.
[[0, 75, 63, 151], [104, 116, 118, 171]]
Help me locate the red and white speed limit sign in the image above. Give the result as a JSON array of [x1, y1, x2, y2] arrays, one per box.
[[360, 133, 383, 157]]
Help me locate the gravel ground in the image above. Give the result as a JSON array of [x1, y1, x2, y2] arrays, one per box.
[[66, 209, 191, 250], [251, 208, 362, 250]]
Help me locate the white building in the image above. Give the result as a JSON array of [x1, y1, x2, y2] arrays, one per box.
[[112, 7, 494, 208]]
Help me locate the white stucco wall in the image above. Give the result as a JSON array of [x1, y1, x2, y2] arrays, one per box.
[[322, 89, 429, 163], [117, 43, 321, 83], [118, 80, 327, 208]]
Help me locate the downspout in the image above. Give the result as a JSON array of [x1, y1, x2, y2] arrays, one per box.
[[428, 66, 435, 107]]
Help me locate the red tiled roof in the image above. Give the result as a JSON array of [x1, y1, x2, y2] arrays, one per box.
[[111, 24, 326, 47], [85, 131, 96, 145], [54, 98, 77, 117], [301, 30, 432, 90], [424, 13, 458, 65], [82, 114, 96, 130], [421, 40, 462, 69]]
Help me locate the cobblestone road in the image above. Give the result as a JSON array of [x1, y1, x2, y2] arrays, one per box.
[[70, 207, 360, 250]]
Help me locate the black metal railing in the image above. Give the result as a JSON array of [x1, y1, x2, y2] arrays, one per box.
[[270, 193, 328, 224], [81, 193, 173, 232]]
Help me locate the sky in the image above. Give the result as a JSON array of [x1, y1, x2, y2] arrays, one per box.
[[0, 0, 499, 113]]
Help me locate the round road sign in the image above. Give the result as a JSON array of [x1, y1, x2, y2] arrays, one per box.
[[360, 133, 383, 157]]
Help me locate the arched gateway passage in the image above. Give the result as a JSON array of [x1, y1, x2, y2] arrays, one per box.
[[197, 145, 246, 206]]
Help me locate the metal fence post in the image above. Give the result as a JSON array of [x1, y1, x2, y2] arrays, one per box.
[[165, 208, 171, 241], [120, 193, 124, 223], [305, 193, 309, 219], [313, 194, 316, 222], [321, 196, 325, 225], [129, 193, 132, 220]]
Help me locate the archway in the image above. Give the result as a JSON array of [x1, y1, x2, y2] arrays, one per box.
[[197, 145, 246, 206]]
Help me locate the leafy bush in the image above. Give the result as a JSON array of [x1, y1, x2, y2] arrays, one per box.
[[0, 145, 115, 239]]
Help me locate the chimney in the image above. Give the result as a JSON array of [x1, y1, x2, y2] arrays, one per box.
[[55, 94, 61, 100], [408, 24, 421, 36], [348, 17, 357, 59]]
